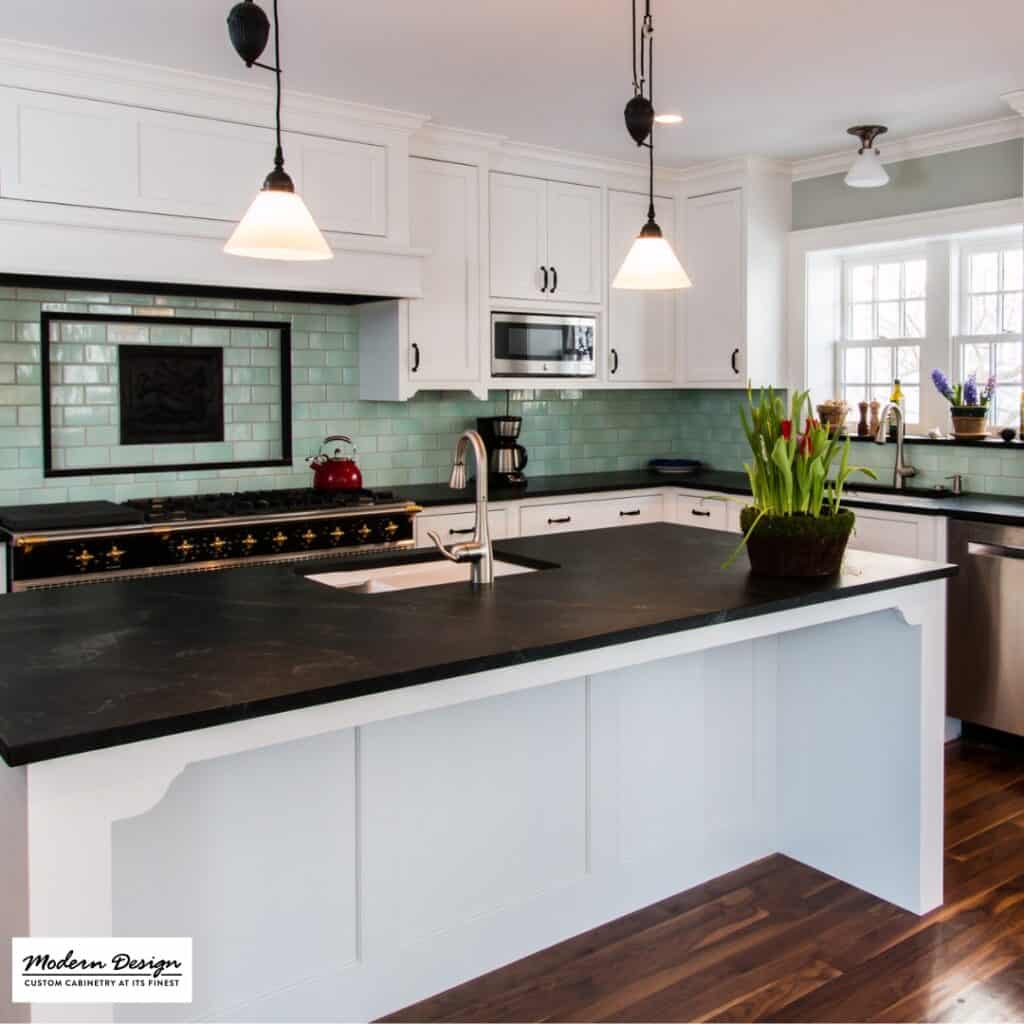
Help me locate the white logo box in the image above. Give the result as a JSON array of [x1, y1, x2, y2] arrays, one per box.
[[12, 938, 192, 1004]]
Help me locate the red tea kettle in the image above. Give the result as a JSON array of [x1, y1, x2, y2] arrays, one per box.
[[308, 435, 363, 492]]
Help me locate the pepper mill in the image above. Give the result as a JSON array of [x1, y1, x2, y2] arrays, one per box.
[[857, 401, 870, 437], [869, 400, 881, 438]]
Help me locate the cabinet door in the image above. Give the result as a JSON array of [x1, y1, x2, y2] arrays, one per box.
[[545, 180, 602, 303], [520, 501, 604, 537], [675, 494, 729, 530], [490, 173, 548, 300], [683, 189, 745, 384], [408, 159, 480, 384], [847, 510, 921, 557], [607, 190, 677, 383], [414, 508, 510, 548]]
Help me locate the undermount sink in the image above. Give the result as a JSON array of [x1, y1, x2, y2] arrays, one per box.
[[306, 557, 537, 594], [845, 485, 953, 505]]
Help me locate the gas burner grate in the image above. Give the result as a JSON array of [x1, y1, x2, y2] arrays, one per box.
[[124, 488, 397, 523]]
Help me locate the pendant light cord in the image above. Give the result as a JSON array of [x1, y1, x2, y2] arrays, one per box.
[[645, 0, 655, 223], [272, 0, 284, 171]]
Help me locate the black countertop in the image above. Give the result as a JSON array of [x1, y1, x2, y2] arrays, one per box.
[[409, 470, 1024, 526], [0, 523, 953, 767]]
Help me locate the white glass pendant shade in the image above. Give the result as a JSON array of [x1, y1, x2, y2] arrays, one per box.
[[225, 188, 333, 261], [844, 149, 890, 189], [613, 226, 692, 290]]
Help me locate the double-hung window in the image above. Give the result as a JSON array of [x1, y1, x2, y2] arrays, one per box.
[[955, 238, 1023, 428], [838, 254, 927, 428]]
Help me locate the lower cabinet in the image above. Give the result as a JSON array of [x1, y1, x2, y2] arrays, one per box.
[[519, 493, 664, 537], [414, 507, 512, 548], [674, 493, 731, 532], [846, 507, 946, 561]]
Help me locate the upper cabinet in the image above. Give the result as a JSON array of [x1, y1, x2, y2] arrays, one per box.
[[606, 189, 678, 384], [0, 86, 396, 241], [359, 157, 485, 400], [490, 172, 602, 304], [679, 162, 791, 389]]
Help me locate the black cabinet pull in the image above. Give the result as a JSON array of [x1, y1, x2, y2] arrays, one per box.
[[411, 342, 421, 373], [550, 266, 558, 293], [540, 266, 549, 293], [449, 526, 475, 536], [691, 509, 712, 517], [620, 509, 641, 517], [731, 347, 740, 375], [610, 348, 619, 375], [548, 516, 572, 525]]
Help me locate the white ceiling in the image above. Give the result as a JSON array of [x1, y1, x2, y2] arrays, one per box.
[[4, 0, 1024, 166]]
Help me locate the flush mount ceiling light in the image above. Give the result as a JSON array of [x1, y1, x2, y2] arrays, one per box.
[[613, 0, 691, 291], [224, 0, 333, 261], [844, 125, 890, 189]]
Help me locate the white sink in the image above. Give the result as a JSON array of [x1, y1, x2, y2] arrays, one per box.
[[306, 558, 537, 594]]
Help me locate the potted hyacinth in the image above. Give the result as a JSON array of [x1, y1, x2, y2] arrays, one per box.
[[726, 387, 877, 577], [930, 370, 995, 439]]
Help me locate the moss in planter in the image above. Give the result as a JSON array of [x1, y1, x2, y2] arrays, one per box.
[[739, 507, 856, 539]]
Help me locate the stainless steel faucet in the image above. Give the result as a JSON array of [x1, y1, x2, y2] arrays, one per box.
[[874, 403, 917, 490], [426, 429, 494, 586]]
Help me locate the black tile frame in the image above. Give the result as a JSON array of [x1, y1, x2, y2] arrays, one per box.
[[41, 312, 293, 478]]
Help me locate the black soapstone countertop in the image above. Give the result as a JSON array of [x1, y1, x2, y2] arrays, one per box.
[[0, 523, 954, 767], [408, 469, 1024, 526]]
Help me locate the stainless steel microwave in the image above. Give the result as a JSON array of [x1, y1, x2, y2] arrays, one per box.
[[491, 313, 596, 378]]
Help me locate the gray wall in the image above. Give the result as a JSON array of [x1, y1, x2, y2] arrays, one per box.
[[792, 139, 1023, 231]]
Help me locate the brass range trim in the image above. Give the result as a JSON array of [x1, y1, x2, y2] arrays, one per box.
[[4, 501, 422, 546], [13, 539, 417, 592]]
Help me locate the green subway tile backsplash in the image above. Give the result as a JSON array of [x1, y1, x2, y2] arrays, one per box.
[[0, 288, 1022, 505]]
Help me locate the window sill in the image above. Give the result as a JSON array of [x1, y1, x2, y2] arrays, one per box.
[[847, 433, 1024, 450]]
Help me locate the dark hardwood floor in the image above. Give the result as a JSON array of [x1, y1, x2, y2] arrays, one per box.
[[384, 741, 1024, 1023]]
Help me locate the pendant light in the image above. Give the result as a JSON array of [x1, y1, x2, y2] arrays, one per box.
[[613, 0, 691, 291], [844, 125, 890, 189], [224, 0, 333, 261]]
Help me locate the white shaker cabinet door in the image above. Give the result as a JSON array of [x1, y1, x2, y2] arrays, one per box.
[[490, 173, 548, 300], [683, 188, 745, 384], [607, 189, 677, 383], [545, 179, 602, 304], [408, 158, 481, 384]]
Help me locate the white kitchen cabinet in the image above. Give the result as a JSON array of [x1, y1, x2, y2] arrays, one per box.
[[359, 158, 486, 400], [679, 162, 791, 389], [0, 86, 390, 236], [414, 507, 512, 548], [674, 493, 729, 531], [607, 190, 677, 384], [520, 500, 603, 537], [846, 507, 946, 561], [591, 493, 665, 527], [490, 173, 601, 304], [683, 189, 745, 385]]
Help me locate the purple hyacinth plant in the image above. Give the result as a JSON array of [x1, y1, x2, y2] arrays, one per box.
[[931, 368, 954, 402], [982, 375, 997, 405], [964, 373, 979, 406]]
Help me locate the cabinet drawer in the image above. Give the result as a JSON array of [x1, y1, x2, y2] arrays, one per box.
[[675, 494, 728, 530], [520, 502, 602, 536], [592, 494, 664, 527], [414, 508, 510, 548], [847, 510, 920, 558]]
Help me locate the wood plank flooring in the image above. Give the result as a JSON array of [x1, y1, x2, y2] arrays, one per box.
[[384, 741, 1024, 1023]]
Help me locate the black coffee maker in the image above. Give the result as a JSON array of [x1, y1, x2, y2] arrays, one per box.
[[477, 416, 528, 487]]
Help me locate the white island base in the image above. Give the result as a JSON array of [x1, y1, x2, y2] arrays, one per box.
[[5, 579, 945, 1023]]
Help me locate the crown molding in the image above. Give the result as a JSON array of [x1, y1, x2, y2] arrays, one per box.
[[0, 37, 430, 137], [791, 115, 1024, 182]]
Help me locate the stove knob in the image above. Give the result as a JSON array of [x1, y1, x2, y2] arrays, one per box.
[[300, 528, 318, 548], [104, 544, 126, 569], [173, 538, 197, 562], [356, 522, 372, 544], [270, 530, 289, 552], [328, 525, 346, 546], [383, 520, 399, 539], [68, 546, 97, 572], [241, 533, 258, 554], [208, 535, 230, 559]]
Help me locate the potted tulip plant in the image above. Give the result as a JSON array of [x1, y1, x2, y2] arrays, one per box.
[[726, 388, 877, 577], [930, 370, 995, 439]]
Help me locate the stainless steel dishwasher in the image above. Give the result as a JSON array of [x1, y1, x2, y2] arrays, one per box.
[[948, 519, 1024, 735]]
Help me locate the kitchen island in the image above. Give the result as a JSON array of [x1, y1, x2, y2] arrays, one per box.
[[0, 523, 953, 1023]]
